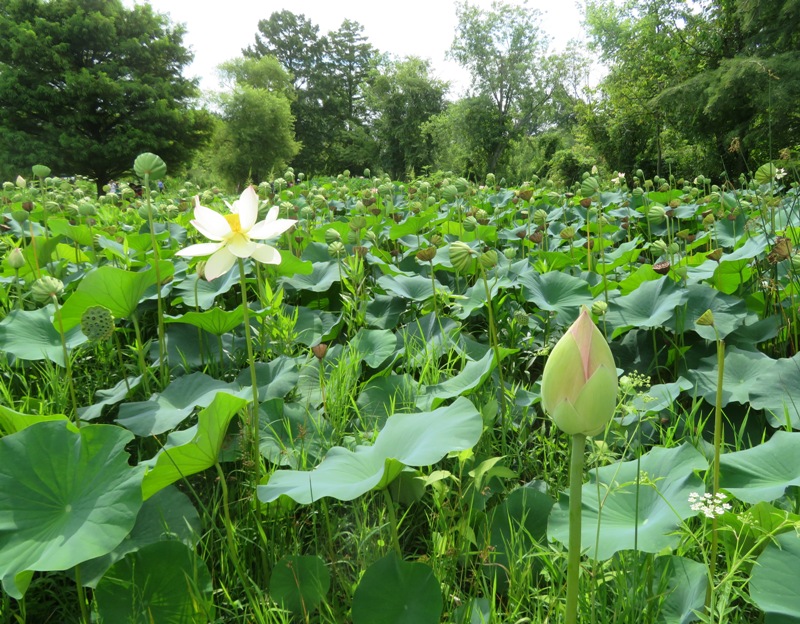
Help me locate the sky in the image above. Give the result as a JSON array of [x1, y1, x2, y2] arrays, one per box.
[[123, 0, 589, 97]]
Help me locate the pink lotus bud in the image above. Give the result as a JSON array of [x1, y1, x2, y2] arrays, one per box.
[[541, 307, 618, 436]]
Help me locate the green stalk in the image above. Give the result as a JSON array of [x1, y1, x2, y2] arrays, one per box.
[[566, 433, 586, 624], [707, 333, 725, 612], [480, 267, 509, 452], [74, 565, 90, 624], [382, 488, 402, 556], [238, 258, 261, 485], [143, 173, 167, 388], [51, 295, 78, 421], [131, 313, 152, 396]]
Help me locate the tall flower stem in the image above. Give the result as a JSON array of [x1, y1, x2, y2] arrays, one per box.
[[480, 267, 508, 450], [382, 488, 402, 556], [51, 295, 78, 422], [238, 258, 261, 486], [566, 433, 587, 624], [143, 174, 168, 388], [707, 331, 725, 611]]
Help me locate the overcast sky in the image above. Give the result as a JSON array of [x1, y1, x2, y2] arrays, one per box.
[[123, 0, 589, 97]]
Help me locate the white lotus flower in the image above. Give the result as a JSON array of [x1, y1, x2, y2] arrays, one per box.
[[177, 186, 295, 280]]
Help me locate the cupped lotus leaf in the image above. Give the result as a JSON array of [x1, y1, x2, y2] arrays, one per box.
[[282, 261, 341, 293], [351, 328, 399, 368], [164, 305, 244, 336], [59, 262, 174, 332], [117, 372, 251, 436], [377, 274, 441, 301], [749, 353, 800, 429], [0, 422, 143, 589], [365, 294, 406, 329], [720, 430, 800, 503], [133, 152, 167, 179], [0, 305, 87, 365], [235, 357, 299, 401], [685, 347, 776, 407], [417, 348, 515, 411], [548, 444, 708, 560], [141, 393, 249, 499], [653, 555, 708, 624], [76, 486, 202, 587], [351, 553, 442, 624], [95, 541, 213, 624], [173, 265, 240, 310], [258, 397, 483, 504], [750, 532, 800, 621], [605, 277, 689, 338], [269, 555, 331, 616], [518, 271, 593, 320]]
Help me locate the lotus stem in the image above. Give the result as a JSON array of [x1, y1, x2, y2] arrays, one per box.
[[238, 258, 261, 486], [143, 173, 168, 388], [382, 488, 402, 557], [51, 294, 78, 422], [566, 433, 586, 624], [707, 332, 725, 612]]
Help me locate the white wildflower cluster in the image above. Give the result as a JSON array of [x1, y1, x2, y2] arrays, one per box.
[[688, 492, 732, 518], [775, 168, 788, 181], [611, 172, 625, 186]]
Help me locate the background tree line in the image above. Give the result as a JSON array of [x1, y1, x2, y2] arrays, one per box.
[[0, 0, 797, 191]]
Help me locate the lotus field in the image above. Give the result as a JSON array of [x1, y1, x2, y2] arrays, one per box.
[[2, 155, 800, 623]]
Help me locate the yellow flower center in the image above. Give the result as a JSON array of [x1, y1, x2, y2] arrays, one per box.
[[224, 213, 242, 233]]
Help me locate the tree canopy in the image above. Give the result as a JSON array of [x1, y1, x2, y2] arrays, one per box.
[[0, 0, 212, 188]]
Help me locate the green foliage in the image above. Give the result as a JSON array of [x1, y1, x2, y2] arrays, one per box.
[[0, 0, 213, 189]]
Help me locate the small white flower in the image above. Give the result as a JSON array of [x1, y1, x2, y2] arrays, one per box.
[[177, 186, 295, 280], [775, 168, 788, 181], [688, 491, 732, 518]]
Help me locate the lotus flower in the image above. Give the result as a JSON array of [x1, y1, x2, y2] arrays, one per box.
[[541, 307, 618, 436], [177, 186, 294, 280]]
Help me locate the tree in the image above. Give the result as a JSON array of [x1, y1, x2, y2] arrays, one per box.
[[368, 57, 447, 178], [449, 0, 565, 173], [211, 57, 300, 187], [0, 0, 212, 189]]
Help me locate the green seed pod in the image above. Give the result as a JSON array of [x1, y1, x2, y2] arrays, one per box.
[[580, 176, 600, 198], [651, 239, 669, 254], [533, 209, 548, 227], [454, 177, 469, 194], [346, 230, 359, 245], [80, 305, 115, 341], [647, 205, 667, 224], [479, 249, 498, 270], [560, 226, 575, 240], [78, 202, 96, 217], [328, 241, 346, 258], [442, 185, 459, 203], [325, 228, 341, 245], [349, 216, 366, 231], [415, 247, 437, 262], [591, 300, 608, 316], [32, 164, 51, 178], [463, 216, 479, 232], [32, 276, 64, 303], [133, 152, 167, 180], [7, 247, 25, 270], [449, 241, 475, 273], [503, 247, 517, 260], [485, 173, 496, 187]]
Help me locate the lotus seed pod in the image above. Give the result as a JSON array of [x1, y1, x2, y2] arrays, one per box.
[[362, 168, 370, 178], [430, 234, 443, 246], [273, 178, 287, 192], [328, 241, 346, 258], [454, 177, 469, 194], [7, 247, 25, 269], [298, 173, 305, 182], [651, 239, 669, 254], [485, 173, 496, 187], [696, 309, 715, 326], [32, 276, 64, 303], [513, 309, 529, 325], [702, 213, 716, 229], [591, 300, 608, 316], [346, 230, 359, 245], [668, 242, 680, 255], [284, 170, 295, 184], [475, 209, 488, 221], [636, 169, 644, 180], [415, 247, 437, 262], [449, 241, 475, 273], [312, 194, 327, 210], [78, 202, 96, 217], [533, 209, 548, 227], [580, 176, 600, 197], [442, 185, 459, 202], [325, 228, 341, 244], [300, 206, 314, 219], [312, 343, 328, 359], [479, 249, 498, 270], [133, 152, 167, 180], [3, 181, 14, 191], [463, 216, 479, 232], [32, 164, 51, 178], [540, 307, 618, 436], [503, 247, 517, 260], [365, 230, 378, 245], [80, 305, 115, 341], [647, 205, 667, 224], [560, 226, 575, 240]]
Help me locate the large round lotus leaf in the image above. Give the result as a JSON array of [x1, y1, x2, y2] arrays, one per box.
[[95, 541, 213, 624], [653, 555, 707, 624], [0, 422, 143, 582], [269, 554, 330, 616], [605, 276, 689, 339], [548, 444, 707, 560], [750, 532, 800, 621], [352, 553, 442, 624], [720, 430, 800, 503]]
